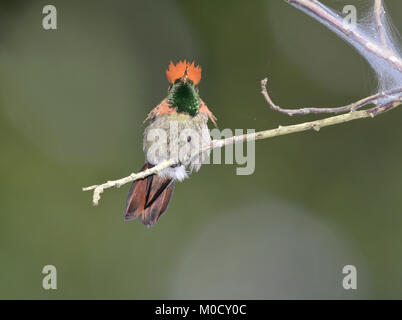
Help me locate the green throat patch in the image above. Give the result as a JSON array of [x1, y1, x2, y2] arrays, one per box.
[[167, 80, 200, 116]]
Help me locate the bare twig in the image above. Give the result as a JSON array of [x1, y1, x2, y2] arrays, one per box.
[[83, 79, 401, 206], [82, 159, 176, 206], [374, 0, 388, 48], [261, 78, 402, 116]]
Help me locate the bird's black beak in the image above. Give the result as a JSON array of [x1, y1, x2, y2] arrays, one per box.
[[181, 66, 189, 83]]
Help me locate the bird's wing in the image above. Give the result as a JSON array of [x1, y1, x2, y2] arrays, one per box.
[[143, 98, 175, 124], [199, 99, 218, 127]]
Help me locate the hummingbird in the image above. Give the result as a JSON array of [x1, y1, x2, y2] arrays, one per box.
[[124, 60, 217, 227]]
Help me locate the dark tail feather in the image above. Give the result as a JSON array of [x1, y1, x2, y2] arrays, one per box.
[[124, 163, 175, 227]]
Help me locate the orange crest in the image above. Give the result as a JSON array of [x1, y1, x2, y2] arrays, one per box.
[[166, 60, 202, 85]]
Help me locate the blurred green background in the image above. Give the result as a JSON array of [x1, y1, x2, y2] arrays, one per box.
[[0, 0, 402, 299]]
